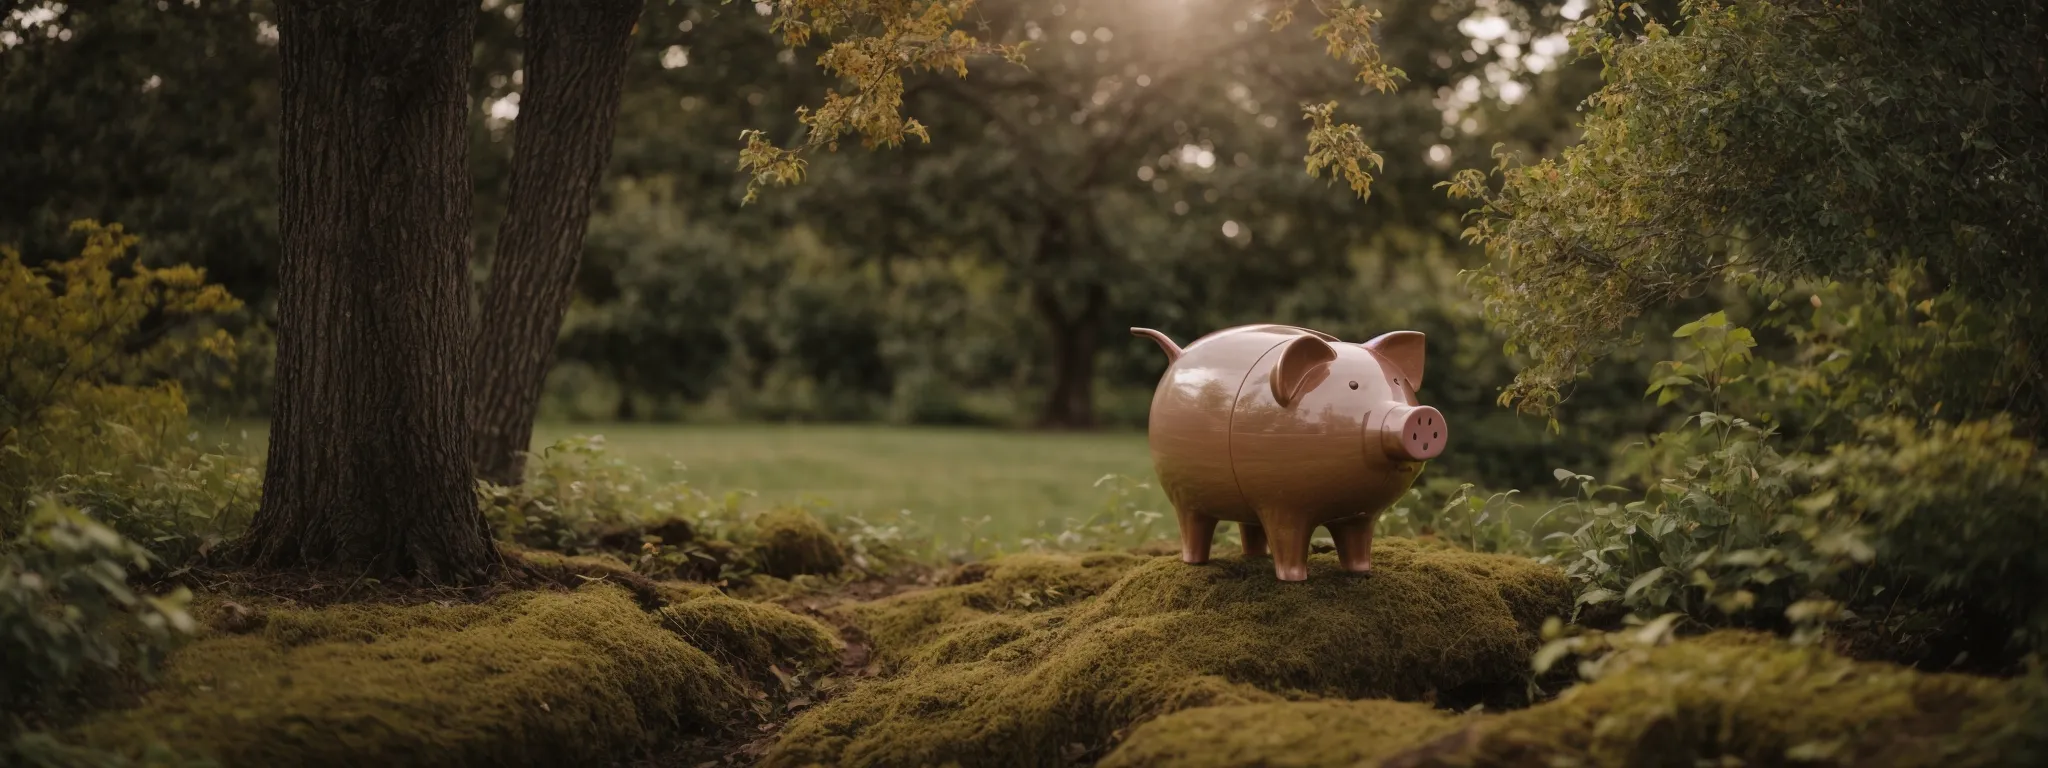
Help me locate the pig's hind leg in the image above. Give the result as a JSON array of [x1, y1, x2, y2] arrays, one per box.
[[1175, 508, 1219, 564], [1240, 522, 1269, 557]]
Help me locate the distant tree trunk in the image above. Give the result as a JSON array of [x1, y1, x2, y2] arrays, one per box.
[[1035, 284, 1105, 429], [240, 0, 496, 583], [469, 0, 645, 486]]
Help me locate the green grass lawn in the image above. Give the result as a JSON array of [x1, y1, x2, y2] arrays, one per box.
[[195, 420, 1171, 555]]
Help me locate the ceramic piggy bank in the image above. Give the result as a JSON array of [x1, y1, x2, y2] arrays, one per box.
[[1131, 324, 1445, 582]]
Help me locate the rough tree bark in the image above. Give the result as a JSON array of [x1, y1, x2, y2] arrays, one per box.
[[1034, 283, 1106, 429], [241, 0, 496, 582], [469, 0, 645, 486]]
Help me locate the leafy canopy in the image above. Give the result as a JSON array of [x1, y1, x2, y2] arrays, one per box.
[[737, 0, 1406, 203], [1445, 0, 2048, 417]]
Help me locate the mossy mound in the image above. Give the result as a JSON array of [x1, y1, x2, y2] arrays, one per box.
[[67, 584, 828, 767], [850, 551, 1147, 670], [1099, 699, 1467, 768], [765, 539, 1571, 767], [1384, 631, 2036, 768], [753, 509, 847, 578], [661, 593, 844, 683]]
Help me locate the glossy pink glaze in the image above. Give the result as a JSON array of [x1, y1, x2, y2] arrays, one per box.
[[1131, 324, 1445, 581]]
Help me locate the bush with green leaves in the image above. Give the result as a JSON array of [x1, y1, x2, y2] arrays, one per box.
[[2, 499, 195, 725], [1447, 0, 2048, 424], [1376, 478, 1534, 555], [1525, 303, 2048, 664], [1, 222, 242, 522], [1813, 416, 2048, 657], [479, 435, 744, 578], [1, 220, 258, 568], [0, 221, 251, 748]]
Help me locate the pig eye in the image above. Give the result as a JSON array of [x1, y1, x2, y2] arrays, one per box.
[[1348, 381, 1359, 390]]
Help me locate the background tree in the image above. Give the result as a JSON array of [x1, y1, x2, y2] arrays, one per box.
[[794, 0, 1594, 432]]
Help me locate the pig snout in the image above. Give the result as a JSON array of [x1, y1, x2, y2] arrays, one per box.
[[1378, 404, 1446, 462]]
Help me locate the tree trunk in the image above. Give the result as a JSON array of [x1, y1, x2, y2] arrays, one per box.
[[1035, 284, 1105, 429], [469, 0, 644, 486], [240, 0, 495, 583]]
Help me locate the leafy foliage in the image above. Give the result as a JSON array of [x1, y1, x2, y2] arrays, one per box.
[[479, 435, 750, 580], [1, 500, 195, 723], [1448, 0, 2048, 420], [737, 0, 1026, 202], [0, 221, 245, 750], [0, 221, 242, 524], [1520, 306, 2048, 663], [737, 0, 1403, 204]]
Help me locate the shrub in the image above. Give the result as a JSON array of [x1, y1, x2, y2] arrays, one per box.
[[1449, 0, 2048, 423], [1, 221, 242, 528], [1812, 416, 2048, 657], [1530, 306, 2048, 663], [1, 500, 195, 723], [478, 435, 745, 580], [51, 445, 261, 571]]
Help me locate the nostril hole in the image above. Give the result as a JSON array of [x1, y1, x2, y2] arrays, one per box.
[[1433, 432, 1438, 439]]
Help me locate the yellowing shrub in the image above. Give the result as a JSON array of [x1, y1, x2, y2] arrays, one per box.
[[1, 221, 242, 528]]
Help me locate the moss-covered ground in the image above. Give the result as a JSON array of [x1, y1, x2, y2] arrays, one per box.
[[1098, 699, 1468, 768], [1380, 631, 2039, 768], [44, 528, 2044, 768], [763, 539, 1573, 767], [61, 580, 840, 767]]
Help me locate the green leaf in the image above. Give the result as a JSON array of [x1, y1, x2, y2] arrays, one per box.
[[1624, 566, 1668, 601], [1576, 587, 1618, 606], [1644, 375, 1694, 395]]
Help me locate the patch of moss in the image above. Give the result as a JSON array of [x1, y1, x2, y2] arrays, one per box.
[[752, 509, 847, 579], [505, 545, 678, 607], [660, 594, 844, 683], [1383, 631, 2033, 768], [69, 584, 750, 768], [1100, 699, 1467, 768], [850, 551, 1147, 671], [765, 539, 1571, 767]]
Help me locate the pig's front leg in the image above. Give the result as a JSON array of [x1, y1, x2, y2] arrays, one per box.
[[1261, 514, 1313, 582], [1176, 507, 1219, 564], [1328, 516, 1377, 574]]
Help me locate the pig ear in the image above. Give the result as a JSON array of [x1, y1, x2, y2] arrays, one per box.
[[1269, 334, 1337, 407], [1363, 331, 1426, 390]]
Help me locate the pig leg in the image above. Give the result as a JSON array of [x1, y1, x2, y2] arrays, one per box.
[[1328, 516, 1378, 574], [1240, 522, 1269, 557], [1176, 508, 1218, 564], [1263, 515, 1314, 582]]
